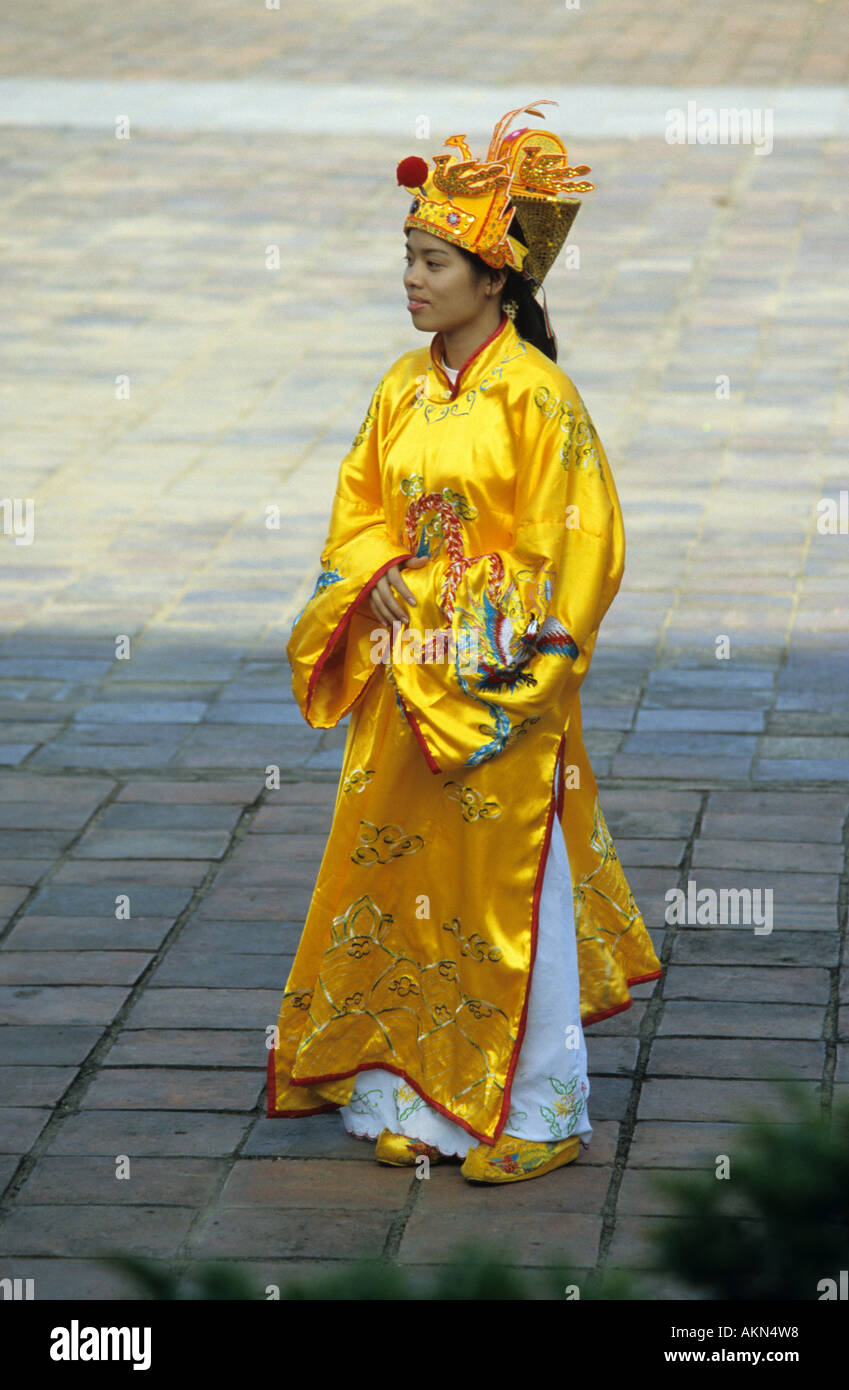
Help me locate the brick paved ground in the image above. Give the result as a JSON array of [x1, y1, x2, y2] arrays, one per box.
[[0, 1, 847, 1300]]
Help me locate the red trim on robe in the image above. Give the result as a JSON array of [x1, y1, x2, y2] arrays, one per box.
[[266, 1043, 276, 1113], [581, 970, 664, 1027], [303, 552, 412, 723], [393, 684, 442, 773], [430, 313, 508, 402], [288, 1059, 494, 1145]]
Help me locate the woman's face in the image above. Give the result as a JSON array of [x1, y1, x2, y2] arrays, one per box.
[[403, 228, 503, 335]]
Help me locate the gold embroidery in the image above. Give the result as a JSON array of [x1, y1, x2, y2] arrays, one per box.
[[574, 798, 639, 940], [342, 768, 375, 793], [352, 379, 383, 448], [330, 894, 392, 947], [442, 917, 503, 963], [431, 154, 511, 198], [477, 339, 527, 389], [388, 975, 420, 997], [441, 487, 477, 520], [280, 886, 517, 1130], [505, 714, 541, 746], [351, 821, 424, 866], [532, 386, 604, 476], [443, 781, 502, 822], [401, 473, 425, 498], [413, 392, 477, 422]]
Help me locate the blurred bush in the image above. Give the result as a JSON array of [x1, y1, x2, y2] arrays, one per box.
[[644, 1077, 849, 1300]]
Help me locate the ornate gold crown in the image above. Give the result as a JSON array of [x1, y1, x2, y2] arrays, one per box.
[[396, 100, 594, 283]]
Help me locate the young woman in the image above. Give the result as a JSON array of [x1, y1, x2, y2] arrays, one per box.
[[266, 102, 662, 1184]]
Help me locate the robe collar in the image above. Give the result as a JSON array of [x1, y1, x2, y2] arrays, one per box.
[[429, 313, 511, 402]]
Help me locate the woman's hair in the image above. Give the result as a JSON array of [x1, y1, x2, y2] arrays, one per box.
[[457, 214, 557, 362]]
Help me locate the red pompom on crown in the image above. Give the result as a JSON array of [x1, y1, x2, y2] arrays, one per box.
[[396, 155, 429, 189]]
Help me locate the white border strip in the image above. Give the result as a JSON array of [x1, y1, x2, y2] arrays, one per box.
[[1, 81, 847, 136]]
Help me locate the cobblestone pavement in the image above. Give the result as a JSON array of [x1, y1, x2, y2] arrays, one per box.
[[0, 2, 847, 1300]]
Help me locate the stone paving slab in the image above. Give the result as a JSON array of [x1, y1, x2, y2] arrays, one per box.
[[669, 929, 837, 965], [1, 1, 848, 1304], [0, 1026, 102, 1066], [0, 952, 152, 985], [190, 1207, 396, 1262], [657, 1002, 826, 1039], [647, 1038, 825, 1079], [15, 1155, 225, 1207], [0, 1204, 196, 1258], [399, 1200, 603, 1269], [100, 1029, 264, 1068], [5, 917, 173, 950], [41, 1111, 253, 1157], [0, 986, 133, 1027]]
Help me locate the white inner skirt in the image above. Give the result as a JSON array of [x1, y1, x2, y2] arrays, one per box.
[[339, 802, 593, 1159]]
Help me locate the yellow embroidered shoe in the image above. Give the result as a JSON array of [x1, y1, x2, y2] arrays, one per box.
[[461, 1132, 581, 1183], [374, 1129, 444, 1166]]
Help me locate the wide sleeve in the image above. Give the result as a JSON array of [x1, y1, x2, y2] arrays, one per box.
[[387, 378, 625, 773], [286, 375, 412, 727]]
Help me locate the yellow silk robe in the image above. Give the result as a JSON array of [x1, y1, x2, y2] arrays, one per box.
[[267, 314, 662, 1144]]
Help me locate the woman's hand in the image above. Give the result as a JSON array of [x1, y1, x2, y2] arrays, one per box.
[[366, 554, 429, 626]]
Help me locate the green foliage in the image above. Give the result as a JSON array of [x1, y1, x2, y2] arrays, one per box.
[[101, 1253, 261, 1301], [99, 1244, 642, 1301], [644, 1078, 849, 1300], [282, 1246, 536, 1300]]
